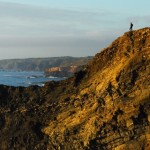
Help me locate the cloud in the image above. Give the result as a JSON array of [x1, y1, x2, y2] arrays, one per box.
[[0, 34, 114, 59], [0, 2, 119, 59], [0, 2, 116, 36]]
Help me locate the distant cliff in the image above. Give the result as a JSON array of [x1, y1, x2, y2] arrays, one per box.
[[0, 28, 150, 149], [45, 66, 83, 77], [0, 56, 92, 71]]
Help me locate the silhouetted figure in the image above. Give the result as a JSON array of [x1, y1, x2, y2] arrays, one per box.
[[130, 22, 133, 31]]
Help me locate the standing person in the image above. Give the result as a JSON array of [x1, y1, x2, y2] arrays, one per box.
[[130, 22, 133, 31]]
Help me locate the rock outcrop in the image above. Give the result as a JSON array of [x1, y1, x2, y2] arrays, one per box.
[[45, 66, 82, 77], [0, 28, 150, 150]]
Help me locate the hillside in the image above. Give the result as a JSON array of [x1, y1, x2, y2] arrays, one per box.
[[0, 56, 92, 71], [0, 28, 150, 150]]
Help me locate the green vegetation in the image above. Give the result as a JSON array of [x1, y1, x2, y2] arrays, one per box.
[[0, 56, 92, 71]]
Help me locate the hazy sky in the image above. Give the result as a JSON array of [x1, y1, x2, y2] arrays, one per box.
[[0, 0, 149, 59]]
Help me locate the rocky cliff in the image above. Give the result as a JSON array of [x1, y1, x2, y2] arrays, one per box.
[[0, 28, 150, 150], [45, 66, 82, 77]]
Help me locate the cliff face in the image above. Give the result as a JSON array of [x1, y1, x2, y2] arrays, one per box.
[[45, 66, 82, 77], [0, 28, 150, 150]]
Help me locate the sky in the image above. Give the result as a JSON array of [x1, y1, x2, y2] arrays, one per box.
[[0, 0, 149, 60]]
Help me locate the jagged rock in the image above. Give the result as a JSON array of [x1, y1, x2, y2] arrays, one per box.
[[0, 28, 150, 149]]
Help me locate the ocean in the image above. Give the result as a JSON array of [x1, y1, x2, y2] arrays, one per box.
[[0, 70, 64, 87]]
